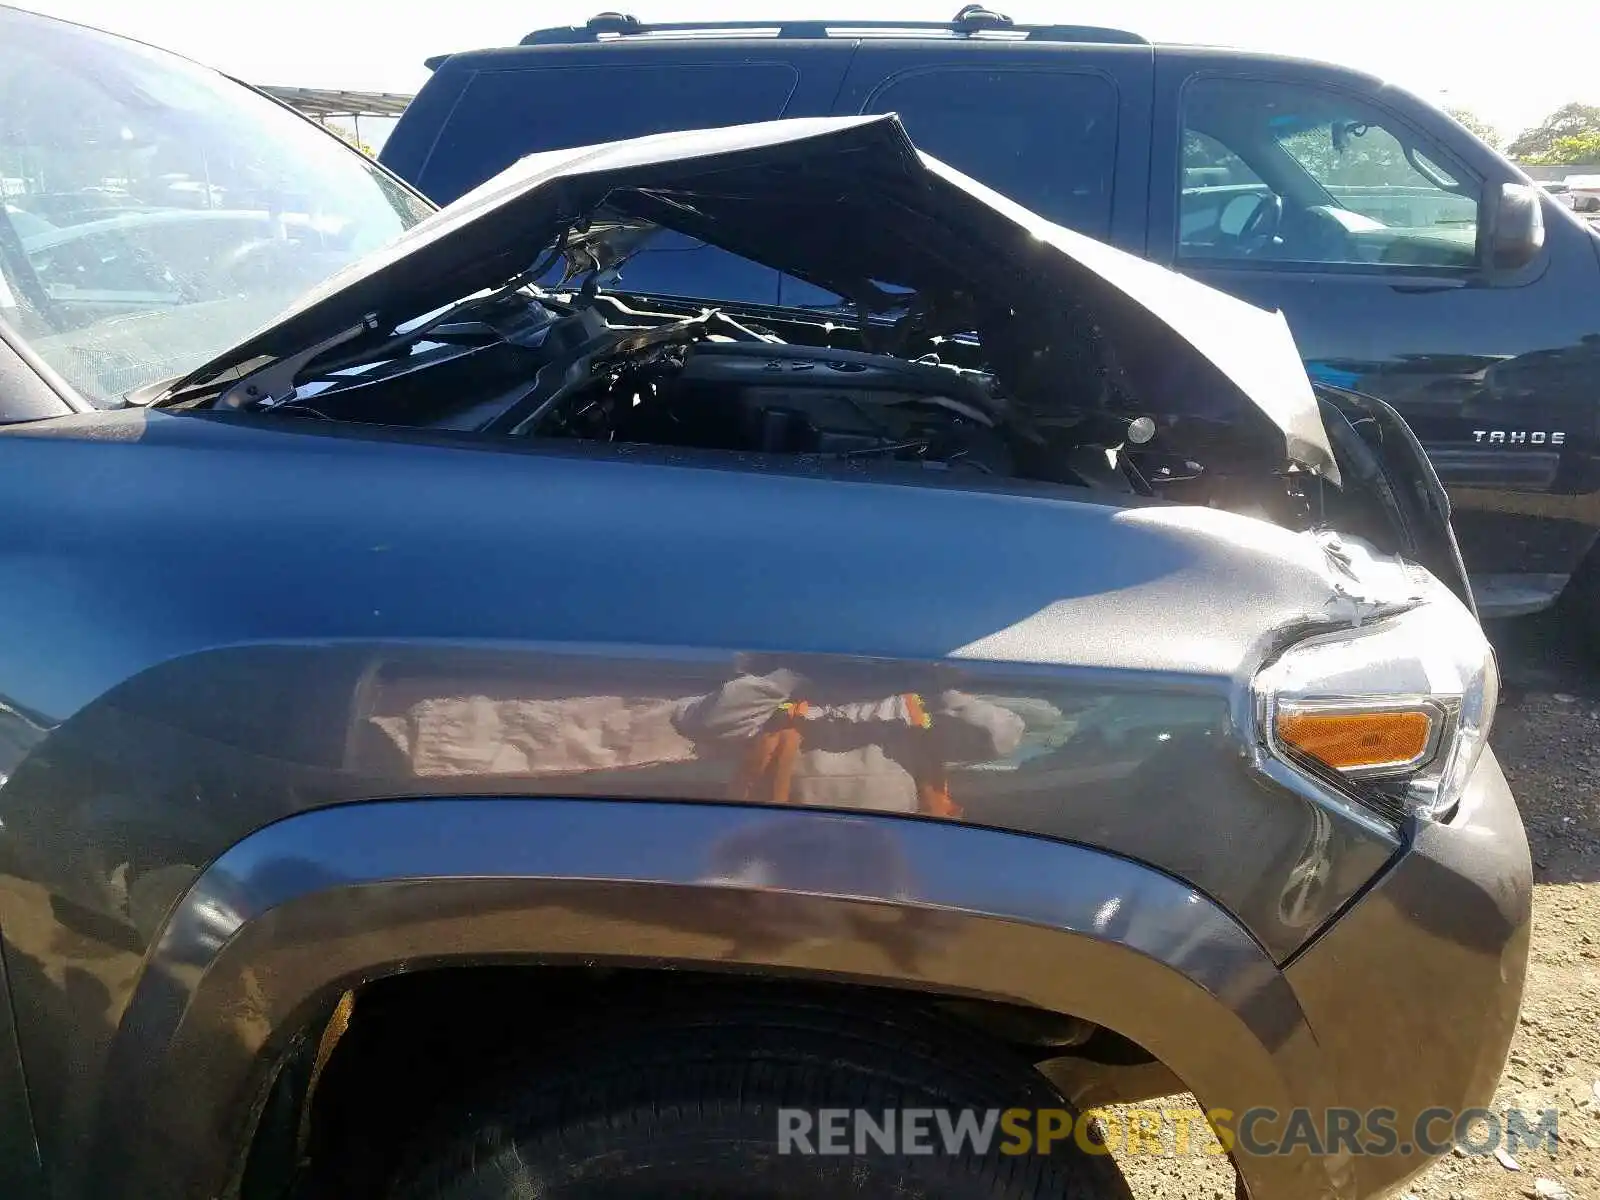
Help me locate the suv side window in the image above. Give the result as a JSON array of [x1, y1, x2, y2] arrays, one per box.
[[419, 63, 798, 202], [861, 69, 1119, 237], [1180, 131, 1267, 250], [415, 62, 803, 307], [1177, 77, 1481, 271]]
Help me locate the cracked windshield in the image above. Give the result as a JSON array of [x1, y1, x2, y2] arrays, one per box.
[[0, 17, 430, 406]]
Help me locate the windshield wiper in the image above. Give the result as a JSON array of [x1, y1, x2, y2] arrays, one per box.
[[157, 226, 580, 411], [120, 374, 189, 408], [215, 321, 373, 409]]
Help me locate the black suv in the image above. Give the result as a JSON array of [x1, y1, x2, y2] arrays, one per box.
[[382, 6, 1600, 633]]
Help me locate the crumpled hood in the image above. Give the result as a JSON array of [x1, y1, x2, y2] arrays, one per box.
[[167, 114, 1337, 480]]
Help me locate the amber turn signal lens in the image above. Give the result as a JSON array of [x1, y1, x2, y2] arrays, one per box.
[[1275, 708, 1434, 773]]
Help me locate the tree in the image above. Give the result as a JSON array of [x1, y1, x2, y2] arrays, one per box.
[[1508, 103, 1600, 162], [322, 122, 376, 159], [1446, 107, 1500, 150], [1279, 123, 1412, 188], [1523, 131, 1600, 166]]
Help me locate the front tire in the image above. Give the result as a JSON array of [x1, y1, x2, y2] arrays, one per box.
[[388, 993, 1132, 1200], [1557, 545, 1600, 659]]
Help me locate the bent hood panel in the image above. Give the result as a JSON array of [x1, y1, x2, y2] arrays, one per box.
[[169, 115, 1336, 480]]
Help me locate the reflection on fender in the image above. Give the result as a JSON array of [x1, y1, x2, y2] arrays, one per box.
[[345, 645, 1387, 951]]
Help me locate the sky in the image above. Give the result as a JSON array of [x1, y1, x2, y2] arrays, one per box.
[[10, 0, 1598, 146]]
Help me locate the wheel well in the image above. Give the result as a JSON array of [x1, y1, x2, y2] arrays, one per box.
[[239, 964, 1170, 1199]]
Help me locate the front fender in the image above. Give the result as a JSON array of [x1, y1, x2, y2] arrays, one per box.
[[84, 798, 1344, 1200]]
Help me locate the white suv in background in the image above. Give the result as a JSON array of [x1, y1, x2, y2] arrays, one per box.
[[1564, 174, 1600, 213]]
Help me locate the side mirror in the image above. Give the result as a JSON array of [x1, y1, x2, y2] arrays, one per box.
[[1488, 182, 1545, 273]]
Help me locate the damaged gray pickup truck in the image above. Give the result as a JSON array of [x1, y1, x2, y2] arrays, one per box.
[[0, 8, 1530, 1200]]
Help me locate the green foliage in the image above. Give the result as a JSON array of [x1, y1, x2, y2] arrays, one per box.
[[1278, 123, 1414, 188], [1508, 103, 1600, 162], [1522, 131, 1600, 166], [323, 123, 376, 159], [1446, 107, 1500, 150]]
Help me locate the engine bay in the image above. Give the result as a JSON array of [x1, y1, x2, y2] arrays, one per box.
[[207, 284, 1318, 520], [143, 117, 1469, 604], [544, 332, 1019, 476]]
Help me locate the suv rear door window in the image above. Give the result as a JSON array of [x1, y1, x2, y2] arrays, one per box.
[[417, 62, 798, 202], [414, 62, 801, 308], [859, 68, 1119, 237], [1178, 77, 1482, 270]]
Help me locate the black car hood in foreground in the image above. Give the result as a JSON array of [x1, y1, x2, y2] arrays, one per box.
[[160, 114, 1338, 481]]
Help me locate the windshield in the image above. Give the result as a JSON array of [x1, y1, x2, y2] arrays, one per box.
[[0, 6, 431, 407]]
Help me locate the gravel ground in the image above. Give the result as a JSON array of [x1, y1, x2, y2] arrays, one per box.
[[1111, 611, 1600, 1200]]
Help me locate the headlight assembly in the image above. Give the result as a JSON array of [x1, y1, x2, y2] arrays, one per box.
[[1253, 599, 1498, 824]]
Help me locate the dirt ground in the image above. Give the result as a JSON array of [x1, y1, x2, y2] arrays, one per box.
[[1112, 611, 1600, 1200]]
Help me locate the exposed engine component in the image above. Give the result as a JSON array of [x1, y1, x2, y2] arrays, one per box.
[[543, 340, 1018, 476], [229, 285, 1215, 499]]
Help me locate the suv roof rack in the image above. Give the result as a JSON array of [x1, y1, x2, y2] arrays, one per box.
[[518, 6, 1147, 47]]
